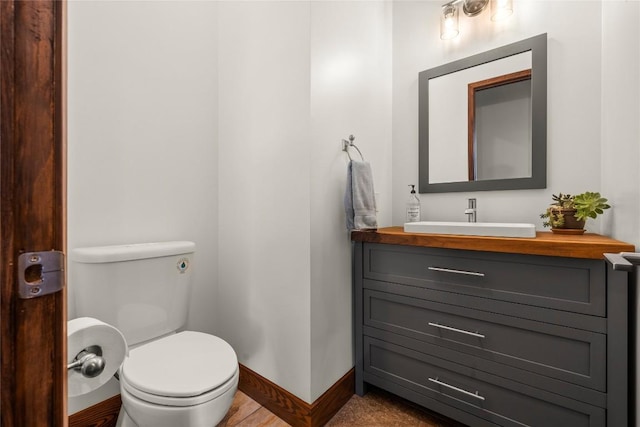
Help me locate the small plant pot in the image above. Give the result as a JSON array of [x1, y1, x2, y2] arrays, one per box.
[[550, 208, 585, 234]]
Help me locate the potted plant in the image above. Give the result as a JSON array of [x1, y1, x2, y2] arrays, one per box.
[[540, 192, 611, 234]]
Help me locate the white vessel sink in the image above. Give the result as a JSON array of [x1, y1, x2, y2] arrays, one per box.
[[404, 221, 536, 238]]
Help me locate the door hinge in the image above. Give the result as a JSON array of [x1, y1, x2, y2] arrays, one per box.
[[18, 251, 65, 299]]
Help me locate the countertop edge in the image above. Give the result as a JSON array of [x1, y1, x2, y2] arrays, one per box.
[[351, 227, 636, 259]]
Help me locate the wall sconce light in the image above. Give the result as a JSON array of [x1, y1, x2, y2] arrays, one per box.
[[440, 0, 513, 40], [491, 0, 513, 21], [440, 3, 459, 40]]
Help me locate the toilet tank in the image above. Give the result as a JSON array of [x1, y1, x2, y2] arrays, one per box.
[[71, 241, 196, 347]]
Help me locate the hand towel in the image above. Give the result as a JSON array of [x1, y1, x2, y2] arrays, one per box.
[[344, 160, 377, 231], [344, 161, 355, 231]]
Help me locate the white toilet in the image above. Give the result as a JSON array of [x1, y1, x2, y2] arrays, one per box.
[[71, 241, 238, 427]]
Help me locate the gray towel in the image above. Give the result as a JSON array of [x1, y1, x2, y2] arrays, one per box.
[[345, 160, 377, 231]]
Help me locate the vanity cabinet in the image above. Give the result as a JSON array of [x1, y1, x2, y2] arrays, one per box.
[[352, 228, 634, 427]]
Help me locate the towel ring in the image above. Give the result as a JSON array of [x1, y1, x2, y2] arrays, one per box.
[[342, 135, 364, 161]]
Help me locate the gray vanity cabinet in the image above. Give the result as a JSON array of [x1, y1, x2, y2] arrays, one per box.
[[352, 240, 632, 427]]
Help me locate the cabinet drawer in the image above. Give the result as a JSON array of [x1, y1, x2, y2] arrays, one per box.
[[363, 243, 605, 316], [364, 289, 606, 391], [364, 337, 606, 427]]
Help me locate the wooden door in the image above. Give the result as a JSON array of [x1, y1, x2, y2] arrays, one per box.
[[1, 1, 66, 426]]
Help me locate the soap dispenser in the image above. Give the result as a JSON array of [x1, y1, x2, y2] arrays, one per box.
[[406, 185, 421, 223]]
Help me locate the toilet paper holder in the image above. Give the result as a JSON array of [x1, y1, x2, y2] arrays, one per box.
[[67, 345, 106, 378]]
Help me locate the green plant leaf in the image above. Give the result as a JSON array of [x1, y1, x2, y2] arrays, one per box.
[[561, 191, 610, 223]]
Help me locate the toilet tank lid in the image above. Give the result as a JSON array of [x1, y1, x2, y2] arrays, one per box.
[[71, 241, 195, 263]]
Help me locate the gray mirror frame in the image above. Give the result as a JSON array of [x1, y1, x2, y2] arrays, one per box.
[[418, 33, 547, 193]]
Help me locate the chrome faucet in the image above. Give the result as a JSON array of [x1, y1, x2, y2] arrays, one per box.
[[465, 198, 477, 223]]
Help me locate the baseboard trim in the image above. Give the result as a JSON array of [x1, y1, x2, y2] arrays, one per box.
[[309, 368, 356, 427], [67, 366, 354, 427], [69, 394, 121, 427], [238, 364, 355, 427]]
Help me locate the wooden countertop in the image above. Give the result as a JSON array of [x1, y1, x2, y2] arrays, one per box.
[[351, 226, 635, 259]]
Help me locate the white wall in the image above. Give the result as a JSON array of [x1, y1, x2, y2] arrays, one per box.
[[217, 1, 313, 402], [217, 1, 393, 403], [599, 1, 640, 417], [600, 1, 640, 246], [392, 1, 604, 230], [67, 0, 218, 413], [309, 1, 392, 401]]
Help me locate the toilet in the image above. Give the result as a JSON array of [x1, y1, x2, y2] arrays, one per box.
[[71, 241, 238, 427]]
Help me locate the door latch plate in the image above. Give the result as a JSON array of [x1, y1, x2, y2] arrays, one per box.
[[18, 251, 65, 299]]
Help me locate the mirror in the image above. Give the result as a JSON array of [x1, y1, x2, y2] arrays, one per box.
[[419, 34, 547, 193]]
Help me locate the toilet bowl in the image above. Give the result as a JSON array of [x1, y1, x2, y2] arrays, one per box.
[[117, 331, 239, 427], [72, 242, 239, 427]]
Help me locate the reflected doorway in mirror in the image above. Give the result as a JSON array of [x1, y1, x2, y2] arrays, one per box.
[[468, 69, 532, 181]]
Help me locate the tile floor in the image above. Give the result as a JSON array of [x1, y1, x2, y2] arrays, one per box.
[[218, 388, 464, 427]]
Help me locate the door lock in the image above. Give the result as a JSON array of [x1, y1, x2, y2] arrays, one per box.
[[18, 251, 64, 299]]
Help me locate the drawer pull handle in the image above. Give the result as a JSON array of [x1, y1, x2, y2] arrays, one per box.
[[428, 322, 485, 339], [428, 266, 485, 277], [428, 377, 486, 401]]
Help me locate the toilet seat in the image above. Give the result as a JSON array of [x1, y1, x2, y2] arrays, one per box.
[[120, 331, 238, 407], [121, 367, 238, 407]]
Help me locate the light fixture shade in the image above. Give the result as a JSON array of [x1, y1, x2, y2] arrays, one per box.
[[440, 4, 459, 40], [491, 0, 513, 21], [463, 0, 489, 17]]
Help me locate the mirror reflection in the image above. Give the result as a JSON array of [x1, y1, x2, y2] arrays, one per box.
[[419, 34, 547, 193], [470, 68, 532, 181]]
